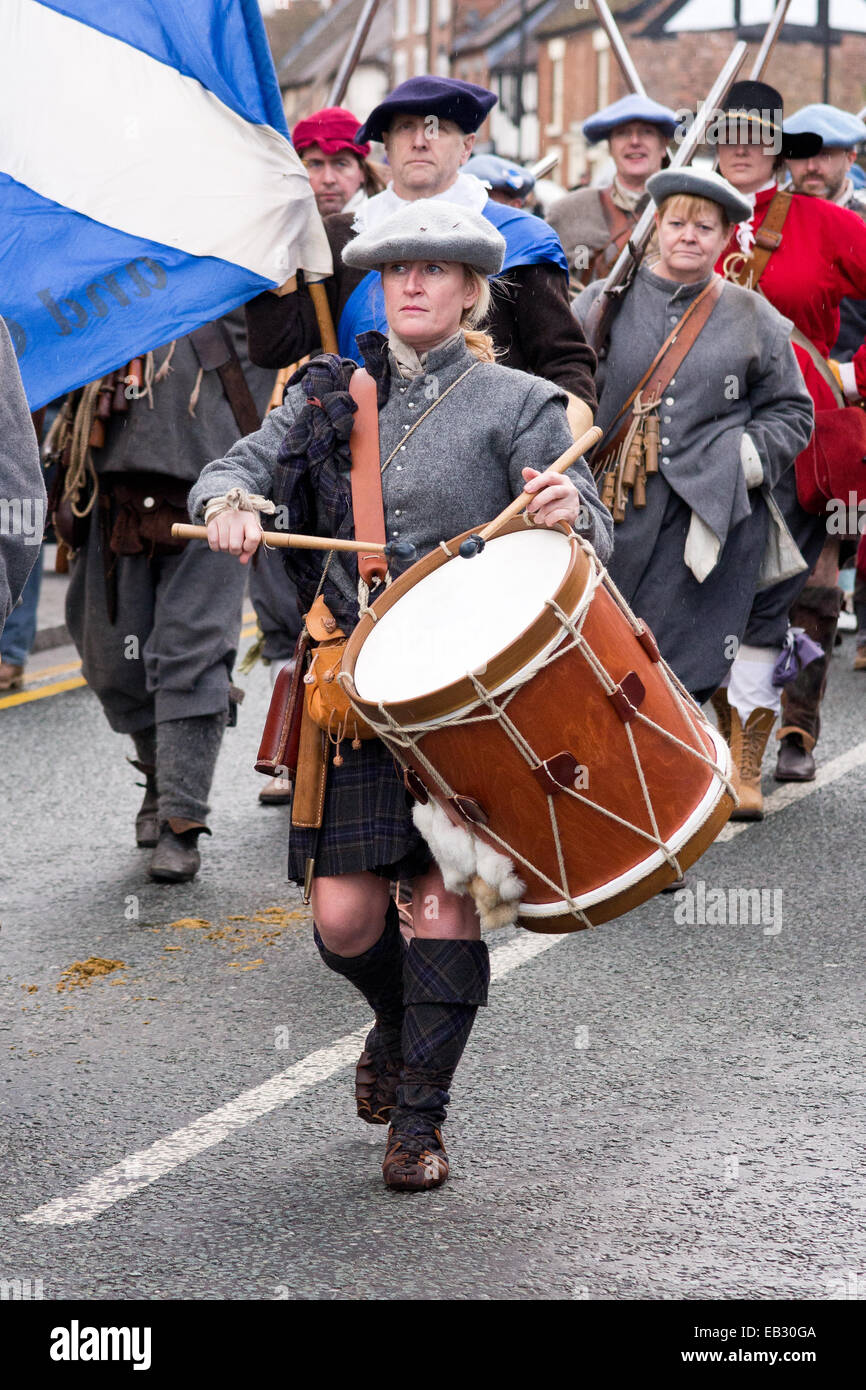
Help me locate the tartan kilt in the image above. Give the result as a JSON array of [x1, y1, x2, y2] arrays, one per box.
[[287, 736, 433, 884]]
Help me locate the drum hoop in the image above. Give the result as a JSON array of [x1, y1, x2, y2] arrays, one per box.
[[342, 520, 591, 727]]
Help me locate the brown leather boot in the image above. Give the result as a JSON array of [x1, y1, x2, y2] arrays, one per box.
[[149, 824, 206, 882], [355, 1026, 401, 1126], [709, 688, 732, 745], [128, 758, 159, 848], [382, 1127, 449, 1192], [729, 706, 776, 821]]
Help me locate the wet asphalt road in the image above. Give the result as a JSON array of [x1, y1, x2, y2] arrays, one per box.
[[1, 634, 864, 1304]]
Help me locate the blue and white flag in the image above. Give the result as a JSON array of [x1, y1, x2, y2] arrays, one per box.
[[0, 0, 332, 409]]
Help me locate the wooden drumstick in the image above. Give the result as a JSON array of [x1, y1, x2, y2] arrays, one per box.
[[171, 523, 414, 560], [462, 424, 603, 554]]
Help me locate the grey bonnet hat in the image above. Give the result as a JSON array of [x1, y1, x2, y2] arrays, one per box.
[[342, 199, 506, 275], [647, 168, 752, 225]]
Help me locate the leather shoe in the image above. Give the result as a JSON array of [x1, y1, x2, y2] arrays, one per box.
[[0, 661, 24, 690], [774, 733, 815, 782], [149, 825, 202, 882]]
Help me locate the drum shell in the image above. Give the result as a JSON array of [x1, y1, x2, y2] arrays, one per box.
[[342, 524, 733, 930]]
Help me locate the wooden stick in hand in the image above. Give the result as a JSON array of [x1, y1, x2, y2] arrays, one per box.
[[172, 523, 390, 556], [478, 424, 603, 543]]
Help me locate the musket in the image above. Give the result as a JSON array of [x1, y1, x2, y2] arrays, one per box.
[[531, 152, 560, 180], [269, 2, 384, 379], [328, 0, 381, 107], [747, 0, 793, 80], [590, 0, 647, 97], [583, 41, 749, 353]]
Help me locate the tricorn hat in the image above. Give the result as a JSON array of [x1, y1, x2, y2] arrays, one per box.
[[719, 81, 822, 160]]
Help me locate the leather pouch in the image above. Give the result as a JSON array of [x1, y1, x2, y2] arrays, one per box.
[[255, 628, 310, 778], [302, 596, 376, 742]]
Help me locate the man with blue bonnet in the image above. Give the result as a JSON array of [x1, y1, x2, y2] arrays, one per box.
[[547, 93, 677, 292], [463, 152, 536, 209], [244, 76, 597, 439]]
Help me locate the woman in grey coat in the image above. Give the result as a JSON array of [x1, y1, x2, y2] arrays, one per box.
[[189, 201, 611, 1195], [574, 168, 814, 707]]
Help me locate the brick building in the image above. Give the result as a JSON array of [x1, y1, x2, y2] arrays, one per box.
[[534, 0, 866, 187]]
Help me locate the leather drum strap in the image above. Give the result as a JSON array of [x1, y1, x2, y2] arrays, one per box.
[[347, 368, 388, 587], [595, 274, 725, 465]]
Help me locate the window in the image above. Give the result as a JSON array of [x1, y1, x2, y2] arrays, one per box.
[[394, 0, 409, 39], [547, 38, 565, 135], [415, 0, 429, 34], [437, 0, 451, 24], [593, 31, 610, 112], [392, 48, 409, 87], [413, 42, 427, 76]]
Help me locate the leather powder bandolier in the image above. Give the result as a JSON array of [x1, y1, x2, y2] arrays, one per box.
[[592, 274, 724, 523], [583, 188, 645, 287], [719, 189, 792, 291]]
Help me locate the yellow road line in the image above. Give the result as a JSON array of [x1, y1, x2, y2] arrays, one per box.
[[3, 621, 260, 709], [23, 657, 83, 680], [0, 676, 87, 709]]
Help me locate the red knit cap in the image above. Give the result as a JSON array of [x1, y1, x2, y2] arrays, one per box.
[[292, 107, 370, 159]]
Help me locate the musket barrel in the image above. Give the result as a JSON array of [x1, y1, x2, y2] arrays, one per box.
[[328, 0, 381, 107], [588, 38, 749, 345], [590, 0, 647, 96], [748, 0, 792, 79]]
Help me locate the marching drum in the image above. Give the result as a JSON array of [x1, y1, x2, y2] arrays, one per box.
[[341, 520, 734, 931]]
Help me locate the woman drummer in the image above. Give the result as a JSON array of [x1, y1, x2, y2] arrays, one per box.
[[573, 167, 814, 708], [189, 202, 612, 1193]]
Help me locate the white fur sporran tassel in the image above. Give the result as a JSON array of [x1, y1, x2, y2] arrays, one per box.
[[412, 799, 525, 930]]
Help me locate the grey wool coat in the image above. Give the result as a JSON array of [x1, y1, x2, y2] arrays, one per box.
[[189, 332, 613, 617], [574, 265, 814, 696], [0, 318, 46, 634]]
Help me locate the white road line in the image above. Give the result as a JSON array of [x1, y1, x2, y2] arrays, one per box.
[[714, 738, 866, 841], [19, 932, 566, 1227]]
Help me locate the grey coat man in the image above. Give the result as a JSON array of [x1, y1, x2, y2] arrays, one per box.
[[0, 318, 46, 634], [548, 185, 643, 294], [64, 310, 272, 879], [574, 265, 814, 699]]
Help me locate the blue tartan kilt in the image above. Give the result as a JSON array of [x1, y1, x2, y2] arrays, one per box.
[[287, 736, 433, 884]]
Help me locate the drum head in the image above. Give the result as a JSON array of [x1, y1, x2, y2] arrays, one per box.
[[353, 528, 574, 705]]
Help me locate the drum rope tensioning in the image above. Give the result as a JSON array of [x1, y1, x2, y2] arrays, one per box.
[[339, 526, 736, 932]]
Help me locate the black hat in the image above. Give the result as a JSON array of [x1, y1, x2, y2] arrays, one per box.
[[355, 77, 497, 145], [719, 81, 822, 159]]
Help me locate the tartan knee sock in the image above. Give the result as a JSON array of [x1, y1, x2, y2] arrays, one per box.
[[313, 898, 405, 1061], [392, 938, 490, 1137]]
